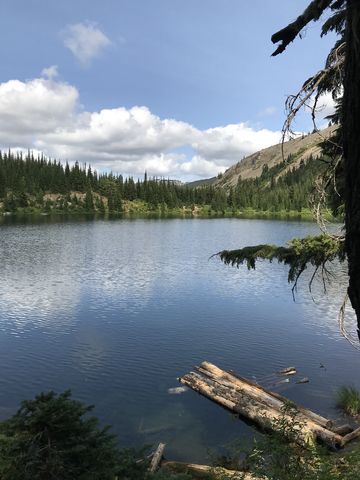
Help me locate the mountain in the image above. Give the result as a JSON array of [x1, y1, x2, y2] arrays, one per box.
[[204, 126, 335, 190]]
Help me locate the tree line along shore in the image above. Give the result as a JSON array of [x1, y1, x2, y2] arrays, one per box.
[[0, 150, 340, 220]]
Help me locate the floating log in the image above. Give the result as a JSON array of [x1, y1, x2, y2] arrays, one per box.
[[149, 443, 166, 473], [162, 460, 260, 479], [179, 362, 352, 449], [199, 362, 331, 429]]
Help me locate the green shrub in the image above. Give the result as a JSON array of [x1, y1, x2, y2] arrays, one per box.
[[0, 390, 119, 480], [0, 390, 191, 480], [216, 405, 360, 480], [336, 386, 360, 416]]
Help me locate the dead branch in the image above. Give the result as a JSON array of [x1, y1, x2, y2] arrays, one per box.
[[338, 294, 360, 349], [271, 0, 333, 56]]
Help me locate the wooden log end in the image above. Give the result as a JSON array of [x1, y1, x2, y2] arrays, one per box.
[[341, 427, 360, 448], [149, 442, 166, 473], [332, 424, 353, 436]]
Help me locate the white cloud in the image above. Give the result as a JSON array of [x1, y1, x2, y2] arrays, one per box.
[[314, 91, 336, 121], [195, 124, 281, 164], [0, 73, 282, 181], [41, 65, 59, 79], [305, 91, 337, 129], [258, 106, 277, 117], [62, 22, 111, 65], [0, 77, 78, 144], [180, 155, 228, 178]]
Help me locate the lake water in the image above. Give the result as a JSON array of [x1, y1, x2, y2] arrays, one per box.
[[0, 216, 359, 462]]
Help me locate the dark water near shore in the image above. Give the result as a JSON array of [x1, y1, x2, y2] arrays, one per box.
[[0, 216, 359, 462]]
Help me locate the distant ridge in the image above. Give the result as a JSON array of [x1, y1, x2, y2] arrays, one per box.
[[187, 126, 335, 189], [186, 177, 217, 188]]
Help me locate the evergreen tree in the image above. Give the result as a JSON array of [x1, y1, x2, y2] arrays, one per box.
[[3, 194, 17, 212], [84, 186, 94, 212], [0, 391, 119, 480], [0, 167, 5, 199]]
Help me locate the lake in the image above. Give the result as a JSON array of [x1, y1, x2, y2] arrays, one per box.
[[0, 216, 359, 462]]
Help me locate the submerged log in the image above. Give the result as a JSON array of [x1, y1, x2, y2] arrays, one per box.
[[149, 443, 166, 473], [296, 377, 310, 384], [179, 362, 347, 449]]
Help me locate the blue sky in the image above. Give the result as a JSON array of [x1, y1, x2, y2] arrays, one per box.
[[0, 1, 336, 180]]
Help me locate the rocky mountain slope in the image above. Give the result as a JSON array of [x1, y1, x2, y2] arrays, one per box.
[[204, 126, 335, 190]]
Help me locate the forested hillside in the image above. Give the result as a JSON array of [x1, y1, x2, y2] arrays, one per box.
[[226, 154, 325, 212], [0, 146, 330, 216], [214, 126, 335, 188], [0, 150, 217, 214]]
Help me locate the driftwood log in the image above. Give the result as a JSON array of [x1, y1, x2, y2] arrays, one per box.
[[179, 361, 360, 450], [149, 443, 166, 473], [162, 460, 260, 479], [340, 427, 360, 447], [333, 424, 353, 436]]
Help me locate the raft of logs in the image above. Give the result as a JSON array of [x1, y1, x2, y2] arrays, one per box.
[[179, 361, 360, 450]]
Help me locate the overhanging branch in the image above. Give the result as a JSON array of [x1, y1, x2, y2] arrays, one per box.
[[271, 0, 333, 56]]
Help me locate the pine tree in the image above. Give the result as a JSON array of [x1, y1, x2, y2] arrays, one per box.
[[0, 391, 119, 480], [84, 186, 94, 212], [0, 167, 6, 199], [3, 194, 17, 212]]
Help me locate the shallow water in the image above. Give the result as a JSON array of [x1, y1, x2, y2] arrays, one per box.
[[0, 216, 358, 462]]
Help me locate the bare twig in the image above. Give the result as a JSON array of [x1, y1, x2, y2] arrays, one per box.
[[338, 294, 360, 349]]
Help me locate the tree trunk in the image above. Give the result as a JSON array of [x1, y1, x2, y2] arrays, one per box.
[[344, 0, 360, 334]]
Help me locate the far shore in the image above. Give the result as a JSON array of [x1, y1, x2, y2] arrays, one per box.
[[0, 204, 342, 224]]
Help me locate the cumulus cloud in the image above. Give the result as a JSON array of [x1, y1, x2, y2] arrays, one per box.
[[62, 22, 111, 65], [0, 77, 78, 144], [0, 73, 282, 181], [195, 124, 281, 163]]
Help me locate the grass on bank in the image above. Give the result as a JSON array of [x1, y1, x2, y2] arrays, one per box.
[[337, 386, 360, 416]]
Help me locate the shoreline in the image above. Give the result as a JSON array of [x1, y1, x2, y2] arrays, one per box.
[[0, 206, 342, 224]]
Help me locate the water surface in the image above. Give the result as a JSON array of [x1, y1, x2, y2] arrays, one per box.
[[0, 216, 358, 461]]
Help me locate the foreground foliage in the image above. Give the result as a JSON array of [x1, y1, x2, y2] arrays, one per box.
[[2, 390, 360, 479], [217, 234, 344, 291], [0, 391, 188, 480], [213, 405, 360, 480], [0, 391, 119, 480]]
